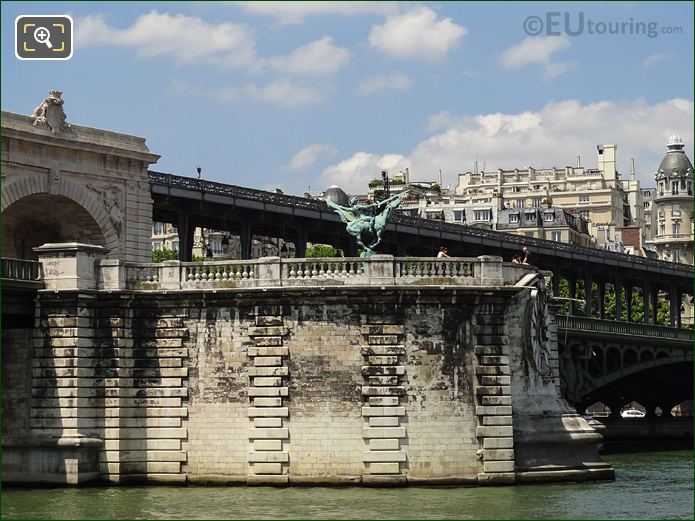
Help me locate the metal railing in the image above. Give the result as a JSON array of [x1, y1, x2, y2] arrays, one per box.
[[1, 258, 41, 282], [557, 315, 693, 341], [148, 171, 693, 274]]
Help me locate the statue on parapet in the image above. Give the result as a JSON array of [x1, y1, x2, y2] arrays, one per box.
[[32, 90, 71, 135], [326, 191, 408, 257]]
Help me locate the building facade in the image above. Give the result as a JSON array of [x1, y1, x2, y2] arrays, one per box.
[[646, 135, 694, 265], [453, 144, 644, 251]]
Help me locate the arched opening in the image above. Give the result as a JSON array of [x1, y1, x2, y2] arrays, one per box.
[[605, 347, 621, 373], [586, 401, 610, 418], [623, 349, 638, 367], [2, 194, 107, 259], [621, 401, 646, 419], [640, 350, 654, 363], [671, 400, 693, 417], [588, 346, 603, 378]]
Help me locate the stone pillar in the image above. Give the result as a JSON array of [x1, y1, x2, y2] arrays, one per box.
[[246, 310, 290, 484], [626, 284, 633, 322], [34, 243, 108, 291], [360, 313, 407, 484], [366, 255, 396, 285], [478, 256, 503, 286]]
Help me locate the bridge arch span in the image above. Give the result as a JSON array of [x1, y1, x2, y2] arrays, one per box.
[[591, 355, 693, 391], [2, 176, 119, 259]]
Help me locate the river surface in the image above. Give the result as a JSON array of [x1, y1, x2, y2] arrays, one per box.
[[2, 451, 692, 519]]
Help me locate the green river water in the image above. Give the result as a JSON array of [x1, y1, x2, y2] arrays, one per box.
[[1, 450, 692, 519]]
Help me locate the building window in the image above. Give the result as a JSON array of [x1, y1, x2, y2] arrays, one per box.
[[673, 248, 682, 262], [688, 182, 693, 196], [172, 241, 179, 252], [672, 223, 680, 235], [474, 209, 491, 221], [551, 231, 562, 242], [659, 182, 664, 196], [509, 213, 519, 223], [544, 211, 555, 222], [659, 224, 666, 235], [579, 195, 589, 203], [453, 210, 464, 222], [525, 211, 536, 222], [532, 197, 542, 207], [211, 239, 222, 253], [643, 201, 650, 209], [153, 222, 166, 235], [153, 241, 163, 251], [672, 181, 679, 195], [672, 203, 680, 216]]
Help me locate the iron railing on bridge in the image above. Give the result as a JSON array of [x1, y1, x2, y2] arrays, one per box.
[[557, 315, 693, 341], [148, 171, 692, 275], [1, 258, 41, 282]]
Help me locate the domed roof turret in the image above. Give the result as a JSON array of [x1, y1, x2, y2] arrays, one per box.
[[324, 185, 349, 206], [655, 134, 693, 180]]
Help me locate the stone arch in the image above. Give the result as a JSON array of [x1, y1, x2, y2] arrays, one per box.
[[623, 348, 638, 367], [1, 175, 120, 256], [591, 355, 693, 391]]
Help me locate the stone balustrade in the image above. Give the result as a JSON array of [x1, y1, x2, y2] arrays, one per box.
[[103, 255, 519, 291], [31, 243, 537, 292]]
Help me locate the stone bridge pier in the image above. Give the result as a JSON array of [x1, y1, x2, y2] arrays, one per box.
[[1, 247, 614, 486]]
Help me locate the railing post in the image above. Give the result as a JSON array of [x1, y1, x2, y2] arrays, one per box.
[[34, 243, 108, 291], [365, 255, 395, 285], [477, 255, 503, 286], [160, 260, 183, 290], [257, 257, 281, 286], [97, 259, 125, 290]]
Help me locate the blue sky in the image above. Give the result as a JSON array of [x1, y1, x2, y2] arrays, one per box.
[[3, 1, 693, 194]]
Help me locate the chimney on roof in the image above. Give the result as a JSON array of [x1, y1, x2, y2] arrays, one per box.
[[577, 155, 581, 167], [630, 158, 635, 181]]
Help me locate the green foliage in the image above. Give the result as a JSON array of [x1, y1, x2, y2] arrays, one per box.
[[555, 278, 672, 326], [192, 254, 205, 262], [151, 248, 179, 263], [305, 244, 344, 258]]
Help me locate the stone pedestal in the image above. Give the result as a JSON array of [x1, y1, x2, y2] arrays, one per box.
[[34, 242, 108, 291]]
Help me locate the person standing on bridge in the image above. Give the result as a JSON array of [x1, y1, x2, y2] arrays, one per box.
[[437, 246, 450, 258]]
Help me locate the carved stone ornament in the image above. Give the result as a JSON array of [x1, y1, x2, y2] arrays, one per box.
[[86, 183, 124, 238], [32, 90, 72, 135]]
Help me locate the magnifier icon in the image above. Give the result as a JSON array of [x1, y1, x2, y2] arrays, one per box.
[[33, 26, 53, 49]]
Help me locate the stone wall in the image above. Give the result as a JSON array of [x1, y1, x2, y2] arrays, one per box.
[[2, 278, 613, 486]]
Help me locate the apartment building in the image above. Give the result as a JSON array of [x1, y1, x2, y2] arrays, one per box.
[[646, 134, 694, 265]]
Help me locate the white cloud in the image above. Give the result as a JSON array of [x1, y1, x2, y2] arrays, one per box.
[[369, 7, 467, 61], [75, 11, 259, 68], [642, 52, 671, 69], [170, 78, 325, 107], [358, 71, 412, 95], [233, 1, 398, 24], [500, 36, 573, 78], [320, 152, 409, 193], [270, 37, 351, 76], [319, 98, 694, 193], [287, 144, 338, 171]]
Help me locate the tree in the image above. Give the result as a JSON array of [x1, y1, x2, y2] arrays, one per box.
[[305, 244, 344, 258], [152, 248, 179, 263]]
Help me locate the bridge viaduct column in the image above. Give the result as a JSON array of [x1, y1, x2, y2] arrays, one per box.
[[176, 212, 195, 262], [551, 264, 561, 297], [669, 285, 682, 328], [240, 219, 252, 260], [614, 276, 623, 321], [584, 272, 593, 318], [294, 228, 307, 258], [626, 284, 633, 322], [569, 275, 578, 315], [642, 281, 651, 324], [598, 280, 606, 320], [650, 283, 659, 325]]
